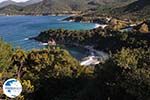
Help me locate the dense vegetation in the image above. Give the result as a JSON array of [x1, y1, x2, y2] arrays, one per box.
[[0, 26, 150, 100], [94, 48, 150, 100], [0, 0, 150, 99], [0, 19, 149, 99], [0, 40, 93, 99], [34, 23, 150, 52], [34, 28, 106, 44], [111, 0, 150, 19]]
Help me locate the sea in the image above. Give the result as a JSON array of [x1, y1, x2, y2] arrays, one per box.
[[0, 16, 97, 59]]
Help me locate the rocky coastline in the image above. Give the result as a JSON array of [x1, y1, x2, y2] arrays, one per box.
[[31, 16, 150, 53], [63, 15, 110, 24]]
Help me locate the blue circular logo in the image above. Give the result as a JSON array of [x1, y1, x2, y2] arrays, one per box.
[[3, 78, 22, 98]]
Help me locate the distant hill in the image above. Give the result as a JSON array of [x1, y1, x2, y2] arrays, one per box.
[[0, 0, 42, 8], [81, 0, 136, 17], [0, 5, 23, 15], [0, 0, 89, 15], [112, 0, 150, 19], [0, 0, 145, 16], [23, 0, 89, 14], [0, 0, 16, 8]]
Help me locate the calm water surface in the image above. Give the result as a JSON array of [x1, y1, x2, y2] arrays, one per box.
[[0, 16, 96, 59]]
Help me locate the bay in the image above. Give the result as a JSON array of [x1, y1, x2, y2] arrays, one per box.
[[0, 16, 96, 59]]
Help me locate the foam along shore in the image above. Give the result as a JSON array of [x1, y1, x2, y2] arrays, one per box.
[[80, 51, 109, 66], [80, 56, 99, 66], [80, 46, 109, 66], [94, 24, 108, 29], [40, 42, 48, 46], [24, 38, 29, 41]]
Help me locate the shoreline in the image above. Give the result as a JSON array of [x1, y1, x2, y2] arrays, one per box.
[[0, 13, 79, 17], [94, 24, 101, 29], [62, 15, 109, 29], [0, 14, 102, 29], [0, 15, 70, 17]]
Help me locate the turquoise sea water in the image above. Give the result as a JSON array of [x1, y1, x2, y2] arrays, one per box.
[[0, 16, 96, 59], [0, 16, 96, 49]]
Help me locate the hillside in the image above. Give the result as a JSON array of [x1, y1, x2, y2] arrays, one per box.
[[0, 0, 42, 8], [23, 0, 89, 14], [0, 5, 23, 15], [112, 0, 150, 19], [0, 0, 137, 15]]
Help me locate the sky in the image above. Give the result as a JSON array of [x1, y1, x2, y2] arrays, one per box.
[[0, 0, 30, 3]]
